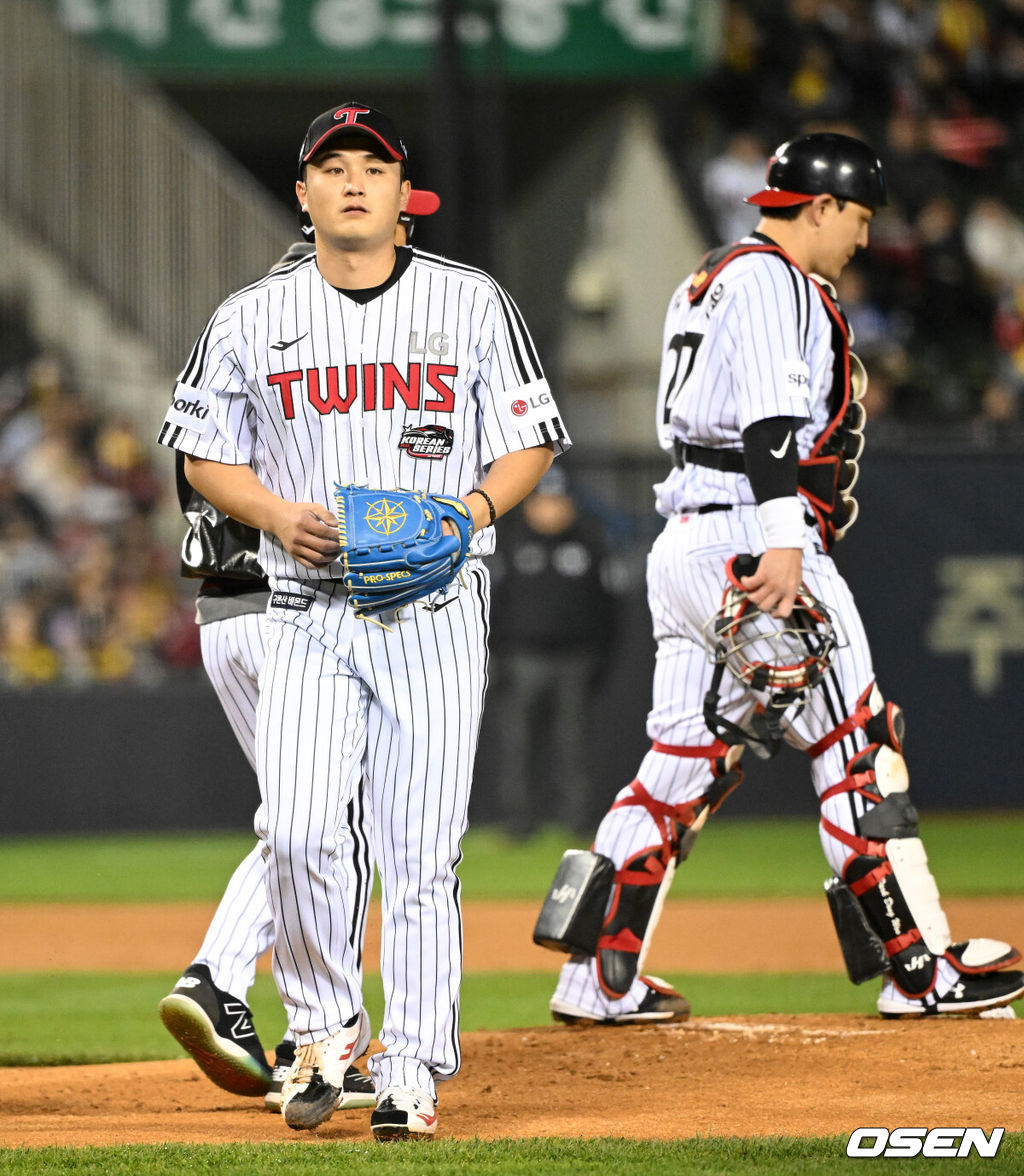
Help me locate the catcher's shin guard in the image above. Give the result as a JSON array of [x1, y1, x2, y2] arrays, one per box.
[[817, 685, 1020, 993], [595, 743, 743, 999], [533, 850, 615, 954]]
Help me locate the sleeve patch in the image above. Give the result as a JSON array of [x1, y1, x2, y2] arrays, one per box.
[[164, 385, 212, 434], [781, 360, 812, 415], [503, 379, 555, 431]]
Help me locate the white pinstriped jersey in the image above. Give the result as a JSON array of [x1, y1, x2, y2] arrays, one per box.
[[158, 247, 569, 581], [552, 233, 904, 1022], [653, 236, 837, 517]]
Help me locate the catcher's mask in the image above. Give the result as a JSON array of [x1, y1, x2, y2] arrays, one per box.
[[702, 554, 841, 757]]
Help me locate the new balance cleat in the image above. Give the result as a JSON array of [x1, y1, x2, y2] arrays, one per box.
[[878, 968, 1024, 1018], [282, 1011, 371, 1130], [159, 964, 272, 1096], [264, 1040, 295, 1112], [550, 975, 691, 1026], [336, 1064, 376, 1110], [371, 1086, 438, 1141]]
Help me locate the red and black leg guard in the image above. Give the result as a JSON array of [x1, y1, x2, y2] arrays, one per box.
[[818, 686, 935, 995], [822, 748, 934, 998], [843, 853, 935, 997], [594, 742, 743, 999]]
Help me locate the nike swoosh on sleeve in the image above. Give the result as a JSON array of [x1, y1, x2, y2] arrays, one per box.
[[769, 431, 792, 459]]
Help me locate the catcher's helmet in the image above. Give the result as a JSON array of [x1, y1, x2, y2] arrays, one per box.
[[745, 133, 886, 212], [702, 554, 843, 755]]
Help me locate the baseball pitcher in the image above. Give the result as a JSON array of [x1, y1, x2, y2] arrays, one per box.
[[159, 101, 569, 1141]]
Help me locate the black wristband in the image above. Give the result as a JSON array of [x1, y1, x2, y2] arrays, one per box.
[[468, 488, 497, 526]]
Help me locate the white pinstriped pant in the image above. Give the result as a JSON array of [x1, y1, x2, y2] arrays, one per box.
[[193, 609, 371, 1008], [255, 567, 490, 1098], [554, 507, 881, 1017]]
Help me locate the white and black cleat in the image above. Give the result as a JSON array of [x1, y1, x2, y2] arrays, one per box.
[[264, 1040, 295, 1112], [159, 963, 272, 1096], [550, 975, 691, 1026], [281, 1012, 371, 1130], [878, 968, 1024, 1018], [371, 1086, 438, 1141]]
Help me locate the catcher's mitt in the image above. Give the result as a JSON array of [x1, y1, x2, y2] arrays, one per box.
[[333, 483, 473, 618]]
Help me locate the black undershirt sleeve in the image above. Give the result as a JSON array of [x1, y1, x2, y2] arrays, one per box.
[[741, 416, 801, 504]]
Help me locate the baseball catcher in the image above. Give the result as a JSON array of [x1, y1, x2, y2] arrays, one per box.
[[333, 483, 474, 618], [534, 132, 1023, 1025]]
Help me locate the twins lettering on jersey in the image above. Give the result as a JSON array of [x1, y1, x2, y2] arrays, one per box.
[[268, 363, 458, 419], [158, 250, 569, 591]]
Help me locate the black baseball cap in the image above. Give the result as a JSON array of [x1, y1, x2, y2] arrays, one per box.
[[299, 102, 408, 178]]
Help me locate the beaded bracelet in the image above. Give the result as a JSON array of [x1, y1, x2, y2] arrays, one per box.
[[468, 488, 497, 526]]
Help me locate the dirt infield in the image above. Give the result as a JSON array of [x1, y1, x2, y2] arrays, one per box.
[[5, 896, 1023, 974], [1, 1018, 1022, 1146], [2, 897, 1022, 1146]]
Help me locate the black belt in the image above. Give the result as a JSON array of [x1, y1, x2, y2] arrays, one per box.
[[672, 438, 745, 474]]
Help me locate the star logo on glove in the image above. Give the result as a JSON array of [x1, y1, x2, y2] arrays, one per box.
[[365, 496, 408, 536]]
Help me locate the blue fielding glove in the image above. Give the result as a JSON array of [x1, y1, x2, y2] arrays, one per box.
[[333, 483, 474, 618]]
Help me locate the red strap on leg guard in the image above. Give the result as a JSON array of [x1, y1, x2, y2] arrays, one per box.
[[611, 779, 697, 852], [650, 739, 732, 759], [807, 684, 874, 759], [821, 816, 886, 858], [885, 928, 923, 957], [818, 762, 878, 804], [847, 860, 893, 896], [596, 927, 644, 955], [613, 854, 667, 887]]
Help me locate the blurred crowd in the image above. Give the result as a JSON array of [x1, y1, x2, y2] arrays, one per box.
[[670, 0, 1024, 437], [0, 304, 198, 688]]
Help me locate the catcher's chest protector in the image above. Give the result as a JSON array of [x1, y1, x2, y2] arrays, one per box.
[[689, 241, 864, 549]]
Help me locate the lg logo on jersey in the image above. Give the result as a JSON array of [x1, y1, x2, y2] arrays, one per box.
[[409, 330, 449, 357], [511, 390, 552, 417], [268, 364, 458, 419]]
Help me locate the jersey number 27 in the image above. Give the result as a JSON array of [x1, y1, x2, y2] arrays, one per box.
[[662, 331, 704, 424]]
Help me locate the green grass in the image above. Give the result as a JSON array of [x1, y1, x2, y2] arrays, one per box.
[[0, 971, 878, 1066], [0, 819, 1018, 1170], [1, 813, 1021, 904], [0, 1136, 1021, 1175]]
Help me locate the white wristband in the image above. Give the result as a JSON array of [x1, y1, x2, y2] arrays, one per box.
[[757, 496, 806, 549]]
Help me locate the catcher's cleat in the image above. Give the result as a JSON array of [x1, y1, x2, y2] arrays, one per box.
[[282, 1011, 371, 1130], [264, 1040, 295, 1112], [877, 963, 1024, 1018], [159, 964, 272, 1096], [550, 975, 691, 1026], [371, 1086, 438, 1141], [945, 939, 1021, 973]]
